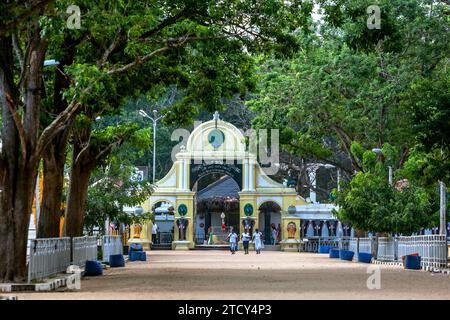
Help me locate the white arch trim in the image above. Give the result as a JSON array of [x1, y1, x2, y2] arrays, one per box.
[[257, 197, 283, 209]]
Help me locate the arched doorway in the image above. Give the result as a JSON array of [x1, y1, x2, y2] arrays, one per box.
[[258, 201, 281, 245], [147, 113, 307, 250], [152, 201, 175, 245], [193, 174, 240, 246]]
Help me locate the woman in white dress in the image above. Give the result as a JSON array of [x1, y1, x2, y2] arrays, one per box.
[[242, 231, 251, 254], [253, 228, 263, 254]]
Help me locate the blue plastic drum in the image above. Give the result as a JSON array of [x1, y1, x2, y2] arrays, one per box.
[[358, 252, 372, 263], [130, 251, 147, 261], [405, 255, 421, 270], [329, 248, 340, 258], [319, 245, 330, 254], [339, 250, 354, 261], [84, 260, 103, 276], [129, 243, 143, 255], [109, 254, 125, 267]]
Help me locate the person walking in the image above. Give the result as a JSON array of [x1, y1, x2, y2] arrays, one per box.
[[253, 228, 263, 254], [152, 222, 159, 244], [242, 230, 251, 254], [271, 225, 278, 245], [227, 229, 238, 254]]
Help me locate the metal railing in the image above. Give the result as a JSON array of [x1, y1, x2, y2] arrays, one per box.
[[348, 238, 358, 253], [338, 237, 350, 250], [102, 235, 123, 263], [302, 235, 448, 269], [28, 237, 71, 283], [301, 237, 344, 253], [396, 235, 447, 268], [159, 232, 173, 244], [358, 238, 372, 254], [27, 235, 126, 282], [72, 236, 98, 267], [377, 237, 396, 261]]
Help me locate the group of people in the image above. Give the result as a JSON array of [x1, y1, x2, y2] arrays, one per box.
[[226, 228, 264, 255]]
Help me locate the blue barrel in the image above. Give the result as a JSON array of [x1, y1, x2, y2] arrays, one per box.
[[339, 250, 354, 261], [138, 251, 147, 261], [405, 255, 421, 270], [130, 243, 143, 251], [85, 260, 103, 276], [129, 243, 143, 255], [358, 252, 372, 263], [319, 245, 330, 254], [130, 251, 147, 261], [329, 248, 340, 258], [109, 254, 125, 267]]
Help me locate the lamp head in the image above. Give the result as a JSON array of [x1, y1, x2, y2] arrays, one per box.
[[372, 148, 383, 154], [139, 110, 149, 118]]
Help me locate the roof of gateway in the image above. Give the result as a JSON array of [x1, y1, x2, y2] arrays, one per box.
[[196, 176, 240, 202]]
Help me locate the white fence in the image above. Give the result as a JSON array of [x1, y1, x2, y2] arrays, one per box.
[[72, 236, 98, 267], [397, 235, 447, 268], [28, 237, 71, 282], [358, 238, 372, 254], [348, 238, 358, 253], [301, 237, 342, 252], [346, 237, 372, 256], [28, 235, 120, 282], [102, 235, 123, 263], [377, 237, 396, 261], [307, 235, 448, 269]]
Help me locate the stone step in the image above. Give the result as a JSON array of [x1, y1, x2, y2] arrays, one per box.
[[262, 245, 281, 251], [151, 244, 172, 250], [194, 245, 230, 250]]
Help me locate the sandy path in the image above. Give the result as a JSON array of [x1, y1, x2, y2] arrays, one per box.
[[15, 251, 450, 300]]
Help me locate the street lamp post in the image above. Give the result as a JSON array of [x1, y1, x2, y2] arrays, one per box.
[[372, 148, 393, 185], [139, 109, 165, 184], [439, 181, 446, 236], [306, 163, 341, 203]]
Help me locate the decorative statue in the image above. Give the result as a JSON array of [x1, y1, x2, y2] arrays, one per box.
[[131, 224, 142, 239], [176, 217, 189, 241], [287, 222, 297, 239], [242, 217, 255, 235]]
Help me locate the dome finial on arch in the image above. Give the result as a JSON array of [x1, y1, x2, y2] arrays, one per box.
[[213, 111, 220, 121]]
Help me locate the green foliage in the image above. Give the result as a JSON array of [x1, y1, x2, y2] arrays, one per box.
[[84, 155, 153, 233], [335, 168, 436, 234]]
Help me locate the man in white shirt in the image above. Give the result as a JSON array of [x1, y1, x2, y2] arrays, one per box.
[[227, 229, 238, 254], [152, 222, 158, 244]]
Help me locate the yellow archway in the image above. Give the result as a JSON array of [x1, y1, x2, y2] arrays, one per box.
[[145, 113, 307, 250]]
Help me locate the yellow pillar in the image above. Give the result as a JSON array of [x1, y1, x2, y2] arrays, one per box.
[[174, 193, 195, 249]]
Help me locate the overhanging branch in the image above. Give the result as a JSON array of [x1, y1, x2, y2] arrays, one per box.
[[5, 93, 27, 161], [0, 0, 56, 37]]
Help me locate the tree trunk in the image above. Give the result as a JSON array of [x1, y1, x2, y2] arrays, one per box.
[[37, 140, 67, 238], [38, 35, 78, 238], [0, 25, 47, 282], [64, 134, 96, 237], [0, 165, 38, 282], [0, 37, 41, 281]]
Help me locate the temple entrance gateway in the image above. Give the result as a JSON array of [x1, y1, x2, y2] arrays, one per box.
[[258, 201, 282, 245], [194, 175, 240, 246], [151, 201, 175, 248], [146, 113, 308, 250]]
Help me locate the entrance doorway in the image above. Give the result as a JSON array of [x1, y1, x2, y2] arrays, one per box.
[[152, 201, 175, 246], [258, 202, 281, 245], [194, 175, 240, 246]]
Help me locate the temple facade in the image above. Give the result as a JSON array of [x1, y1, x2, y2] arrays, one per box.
[[143, 113, 338, 250]]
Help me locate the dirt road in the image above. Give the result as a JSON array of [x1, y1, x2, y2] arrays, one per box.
[[15, 250, 450, 300]]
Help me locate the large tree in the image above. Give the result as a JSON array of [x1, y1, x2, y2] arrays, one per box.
[[248, 0, 449, 230], [0, 0, 312, 281]]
